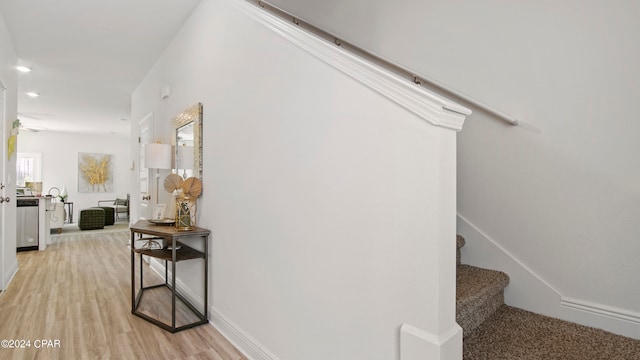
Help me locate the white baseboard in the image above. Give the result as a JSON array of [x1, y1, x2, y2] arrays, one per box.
[[147, 259, 276, 360], [210, 307, 281, 360], [149, 257, 464, 360], [3, 259, 19, 291], [457, 213, 640, 339], [561, 297, 640, 324], [560, 297, 640, 340], [457, 213, 559, 294]]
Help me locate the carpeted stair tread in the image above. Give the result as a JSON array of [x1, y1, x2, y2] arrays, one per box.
[[457, 264, 509, 335], [463, 305, 640, 359], [457, 265, 509, 303]]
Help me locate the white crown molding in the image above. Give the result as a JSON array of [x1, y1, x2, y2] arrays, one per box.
[[232, 0, 470, 131]]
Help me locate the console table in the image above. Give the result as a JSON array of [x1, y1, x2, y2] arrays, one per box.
[[130, 220, 210, 332]]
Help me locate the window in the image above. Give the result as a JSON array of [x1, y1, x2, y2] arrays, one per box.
[[16, 152, 42, 186]]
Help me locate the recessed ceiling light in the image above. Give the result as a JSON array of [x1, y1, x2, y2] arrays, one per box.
[[16, 66, 32, 73], [26, 92, 39, 97]]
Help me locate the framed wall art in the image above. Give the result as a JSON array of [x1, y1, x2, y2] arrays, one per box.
[[78, 152, 114, 192]]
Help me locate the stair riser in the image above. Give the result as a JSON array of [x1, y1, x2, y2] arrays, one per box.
[[456, 236, 509, 337], [457, 290, 504, 336]]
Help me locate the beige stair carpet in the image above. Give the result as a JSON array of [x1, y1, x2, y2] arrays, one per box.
[[463, 305, 640, 360]]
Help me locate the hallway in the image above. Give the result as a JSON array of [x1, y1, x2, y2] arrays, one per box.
[[0, 230, 245, 359]]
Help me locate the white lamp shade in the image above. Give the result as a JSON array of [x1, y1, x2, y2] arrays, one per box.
[[144, 143, 172, 169], [177, 145, 194, 170]]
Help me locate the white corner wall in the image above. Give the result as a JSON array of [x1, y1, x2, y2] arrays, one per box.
[[18, 131, 132, 224], [131, 0, 468, 359], [0, 10, 18, 290]]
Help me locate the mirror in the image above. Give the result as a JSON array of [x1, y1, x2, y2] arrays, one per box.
[[173, 103, 203, 180]]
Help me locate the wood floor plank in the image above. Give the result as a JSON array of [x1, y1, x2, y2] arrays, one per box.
[[0, 230, 247, 360]]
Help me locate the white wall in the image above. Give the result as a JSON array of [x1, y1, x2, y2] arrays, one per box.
[[266, 0, 640, 338], [0, 10, 18, 289], [132, 0, 467, 358], [18, 131, 132, 224]]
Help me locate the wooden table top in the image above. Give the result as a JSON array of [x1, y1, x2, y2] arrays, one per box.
[[130, 220, 210, 238]]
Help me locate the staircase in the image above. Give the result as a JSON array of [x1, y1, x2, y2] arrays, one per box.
[[456, 236, 640, 358], [456, 235, 510, 335]]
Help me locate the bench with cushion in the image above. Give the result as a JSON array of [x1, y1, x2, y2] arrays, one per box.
[[79, 208, 105, 230], [97, 206, 115, 226]]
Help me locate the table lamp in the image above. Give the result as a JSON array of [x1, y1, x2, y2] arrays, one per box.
[[144, 143, 172, 205]]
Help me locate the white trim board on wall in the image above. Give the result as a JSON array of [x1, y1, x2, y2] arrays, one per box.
[[2, 260, 18, 292], [210, 307, 280, 360], [148, 259, 275, 360], [457, 214, 640, 339], [233, 0, 470, 131], [560, 298, 640, 327]]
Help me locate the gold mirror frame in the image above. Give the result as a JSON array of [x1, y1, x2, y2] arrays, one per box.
[[173, 103, 203, 180]]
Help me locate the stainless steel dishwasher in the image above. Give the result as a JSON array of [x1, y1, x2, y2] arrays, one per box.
[[17, 198, 39, 251]]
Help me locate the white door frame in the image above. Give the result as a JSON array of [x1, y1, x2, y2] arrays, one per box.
[[0, 80, 8, 290], [138, 112, 153, 221]]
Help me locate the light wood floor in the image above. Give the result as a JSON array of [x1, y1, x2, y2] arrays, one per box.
[[0, 230, 247, 360]]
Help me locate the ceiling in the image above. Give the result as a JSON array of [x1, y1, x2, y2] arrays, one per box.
[[0, 0, 202, 137]]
